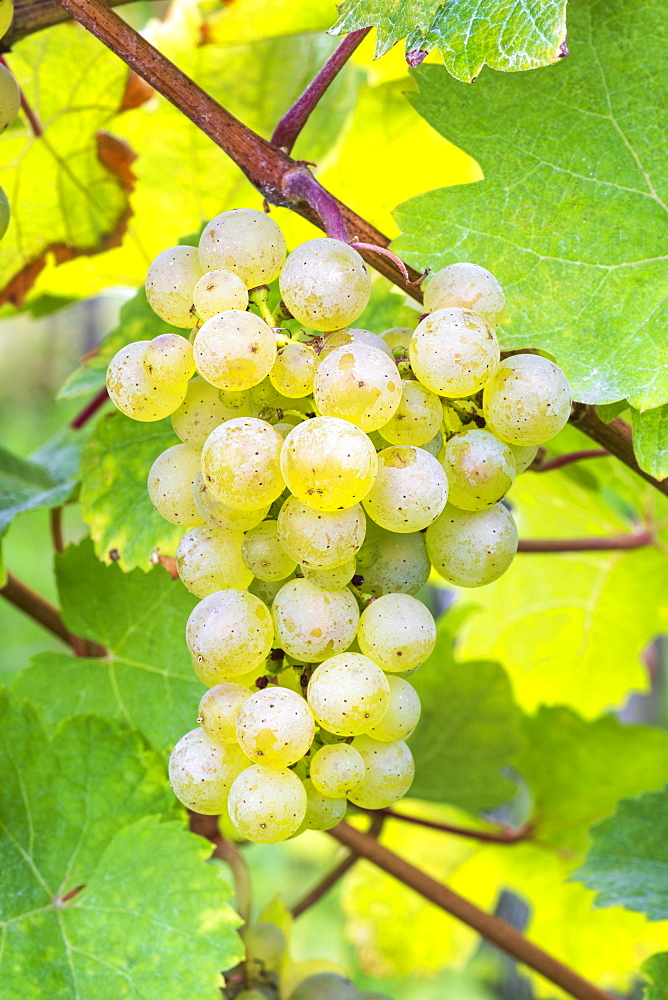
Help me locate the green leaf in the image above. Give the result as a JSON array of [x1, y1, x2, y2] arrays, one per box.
[[394, 0, 668, 408], [632, 406, 668, 481], [0, 432, 80, 537], [13, 539, 199, 750], [331, 0, 568, 83], [643, 953, 668, 1000]]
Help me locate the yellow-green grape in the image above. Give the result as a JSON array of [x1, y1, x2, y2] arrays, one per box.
[[193, 269, 249, 321], [269, 341, 319, 398], [277, 495, 365, 570], [280, 417, 378, 511], [302, 558, 356, 591], [510, 442, 539, 473], [381, 327, 413, 352], [483, 354, 572, 446], [242, 520, 297, 582], [249, 574, 294, 608], [198, 208, 286, 288], [348, 736, 415, 809], [367, 676, 421, 741], [310, 743, 365, 798], [0, 0, 14, 41], [176, 525, 252, 597], [363, 445, 448, 533], [313, 343, 402, 432], [145, 246, 202, 328], [272, 578, 359, 662], [147, 443, 204, 526], [357, 593, 436, 672], [218, 388, 254, 418], [168, 728, 247, 814], [186, 589, 274, 684], [193, 471, 270, 531], [307, 653, 390, 737], [248, 377, 306, 417], [290, 974, 361, 1000], [0, 186, 9, 241], [228, 764, 307, 843], [170, 377, 227, 450], [443, 428, 516, 511], [0, 62, 19, 133], [201, 417, 284, 510], [193, 311, 276, 391], [426, 502, 518, 587], [243, 922, 286, 970], [298, 778, 347, 832], [423, 263, 505, 327], [143, 333, 195, 389], [106, 341, 185, 421], [279, 238, 371, 332], [198, 682, 252, 744], [235, 687, 315, 767], [356, 527, 430, 597], [422, 429, 444, 458], [409, 307, 500, 397], [320, 327, 394, 359], [378, 379, 442, 446]]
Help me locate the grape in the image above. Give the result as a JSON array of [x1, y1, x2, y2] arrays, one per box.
[[107, 341, 185, 421], [409, 307, 499, 397], [198, 208, 286, 287], [307, 653, 390, 737], [381, 327, 413, 353], [302, 558, 356, 590], [321, 327, 394, 359], [147, 443, 204, 526], [348, 736, 414, 809], [310, 743, 365, 798], [218, 388, 254, 418], [193, 471, 271, 531], [510, 442, 539, 473], [279, 238, 371, 332], [171, 377, 228, 450], [277, 495, 365, 570], [198, 682, 252, 744], [145, 245, 202, 327], [423, 262, 505, 327], [367, 676, 421, 741], [299, 777, 347, 832], [193, 311, 276, 391], [243, 921, 286, 969], [272, 578, 359, 662], [236, 687, 315, 767], [242, 520, 297, 582], [313, 343, 402, 432], [356, 527, 430, 597], [186, 589, 274, 684], [0, 63, 20, 132], [143, 333, 195, 388], [422, 429, 444, 458], [249, 574, 294, 607], [483, 354, 572, 445], [426, 502, 518, 587], [378, 379, 442, 447], [357, 593, 436, 672], [168, 728, 247, 814], [193, 268, 249, 321], [269, 341, 319, 398], [0, 1, 14, 43], [201, 417, 284, 509], [176, 525, 252, 597], [289, 973, 361, 1000], [236, 991, 269, 1000], [228, 764, 307, 843], [442, 429, 516, 511], [280, 417, 378, 511], [363, 446, 448, 533]]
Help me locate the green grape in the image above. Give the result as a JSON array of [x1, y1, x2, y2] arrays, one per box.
[[483, 354, 572, 446], [277, 495, 365, 570], [107, 341, 186, 421], [193, 268, 249, 321], [198, 208, 286, 288], [145, 245, 202, 328], [313, 343, 402, 432], [298, 777, 347, 832], [143, 333, 195, 388], [176, 525, 252, 597], [171, 376, 228, 450], [302, 558, 356, 590], [168, 728, 247, 814], [348, 735, 414, 809], [193, 310, 276, 391], [442, 428, 516, 511], [279, 238, 371, 332], [218, 387, 254, 418], [307, 653, 390, 737], [367, 676, 421, 741], [0, 62, 20, 132], [249, 574, 294, 607], [280, 417, 378, 511], [363, 446, 447, 533], [236, 991, 269, 1000], [378, 379, 442, 446], [289, 973, 361, 1000], [356, 527, 430, 597], [228, 764, 307, 843], [423, 262, 505, 327], [186, 589, 274, 684], [310, 742, 365, 798], [242, 520, 297, 582], [320, 327, 394, 359], [236, 687, 315, 767], [409, 307, 499, 397], [272, 578, 359, 662], [269, 341, 319, 398], [381, 327, 413, 353], [243, 921, 286, 970], [0, 0, 14, 41], [147, 443, 204, 526], [509, 442, 539, 473], [193, 471, 271, 531], [422, 429, 444, 458], [0, 186, 9, 241], [426, 502, 518, 587], [357, 593, 436, 672], [201, 417, 284, 509], [198, 682, 252, 744]]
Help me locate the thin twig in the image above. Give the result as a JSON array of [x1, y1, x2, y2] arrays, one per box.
[[70, 386, 109, 429], [0, 55, 43, 136], [353, 807, 532, 844], [188, 812, 252, 925], [517, 529, 652, 553], [282, 168, 349, 242], [0, 573, 106, 656], [532, 449, 610, 472], [50, 507, 65, 554]]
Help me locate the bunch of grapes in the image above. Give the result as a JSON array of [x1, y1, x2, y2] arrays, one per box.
[[106, 208, 571, 844]]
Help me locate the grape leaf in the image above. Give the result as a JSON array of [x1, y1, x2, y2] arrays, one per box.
[[201, 0, 333, 44], [12, 539, 199, 750], [0, 432, 80, 539], [393, 0, 668, 408], [632, 406, 668, 482], [643, 953, 668, 1000], [330, 0, 568, 83]]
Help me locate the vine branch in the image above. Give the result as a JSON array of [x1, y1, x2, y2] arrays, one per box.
[[531, 449, 610, 472], [570, 404, 668, 498], [517, 529, 653, 553], [0, 573, 106, 657], [71, 386, 109, 429]]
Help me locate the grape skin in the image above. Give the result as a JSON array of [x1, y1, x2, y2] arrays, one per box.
[[381, 327, 413, 352], [168, 728, 247, 814], [242, 520, 297, 582], [143, 333, 195, 388], [423, 262, 505, 327], [348, 735, 415, 809], [302, 558, 356, 590], [442, 429, 516, 511], [107, 341, 186, 421], [176, 525, 252, 597], [298, 777, 347, 832], [0, 63, 19, 133], [378, 379, 443, 447], [193, 268, 249, 321], [272, 578, 359, 662], [279, 238, 371, 332], [409, 307, 500, 397], [310, 743, 365, 798], [510, 442, 539, 473], [186, 589, 274, 684], [356, 527, 430, 597], [145, 245, 202, 328], [367, 675, 421, 741], [193, 310, 276, 391], [198, 208, 287, 287], [198, 682, 252, 745], [228, 764, 307, 843], [249, 574, 295, 607], [321, 327, 394, 359], [147, 443, 204, 526], [171, 376, 231, 451], [363, 446, 448, 533], [357, 593, 436, 672], [243, 921, 286, 970], [277, 495, 365, 570], [313, 342, 402, 432], [193, 471, 271, 531], [289, 973, 361, 1000], [235, 687, 315, 767], [201, 417, 285, 510], [483, 354, 572, 446], [426, 502, 518, 587], [307, 652, 390, 737], [269, 341, 319, 398]]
